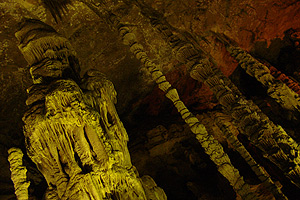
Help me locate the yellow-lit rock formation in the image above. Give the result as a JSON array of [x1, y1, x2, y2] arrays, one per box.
[[10, 18, 166, 200]]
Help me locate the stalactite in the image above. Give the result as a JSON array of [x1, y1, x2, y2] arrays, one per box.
[[190, 56, 300, 189], [13, 0, 300, 198], [126, 29, 258, 200], [211, 112, 287, 200], [7, 148, 30, 200], [197, 112, 287, 199], [222, 43, 300, 164], [131, 0, 300, 190], [11, 19, 166, 200], [226, 45, 300, 122], [15, 19, 80, 84], [79, 3, 260, 199]]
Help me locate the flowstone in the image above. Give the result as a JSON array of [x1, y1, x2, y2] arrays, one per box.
[[9, 18, 166, 200]]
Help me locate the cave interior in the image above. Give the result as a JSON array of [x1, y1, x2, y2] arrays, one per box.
[[1, 0, 300, 199]]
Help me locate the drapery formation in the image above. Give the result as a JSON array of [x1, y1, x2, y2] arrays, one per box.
[[9, 19, 166, 200]]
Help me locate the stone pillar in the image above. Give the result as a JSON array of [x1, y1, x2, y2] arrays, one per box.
[[13, 18, 166, 200]]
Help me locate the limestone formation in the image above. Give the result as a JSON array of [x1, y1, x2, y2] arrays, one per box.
[[11, 19, 166, 200], [212, 112, 287, 200], [8, 148, 30, 200], [5, 0, 300, 199], [36, 0, 300, 198], [226, 44, 300, 122], [197, 112, 288, 199], [140, 175, 167, 200], [78, 3, 259, 199], [269, 65, 300, 95], [131, 0, 300, 191]]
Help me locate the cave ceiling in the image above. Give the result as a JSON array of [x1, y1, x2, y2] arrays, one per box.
[[1, 0, 300, 199]]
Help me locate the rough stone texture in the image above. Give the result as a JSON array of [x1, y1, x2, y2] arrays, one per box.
[[8, 148, 29, 200], [10, 18, 167, 200], [2, 0, 300, 199]]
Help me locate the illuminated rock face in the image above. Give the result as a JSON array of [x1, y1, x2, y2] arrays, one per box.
[[15, 19, 166, 200]]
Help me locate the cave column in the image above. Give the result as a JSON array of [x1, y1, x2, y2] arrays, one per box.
[[10, 19, 166, 200], [130, 0, 300, 190], [81, 2, 261, 199]]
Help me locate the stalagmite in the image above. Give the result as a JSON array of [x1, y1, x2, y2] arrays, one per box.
[[131, 0, 300, 191], [79, 3, 259, 199], [7, 148, 30, 200], [211, 112, 287, 200], [10, 0, 300, 198], [11, 19, 166, 200], [226, 44, 300, 122]]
